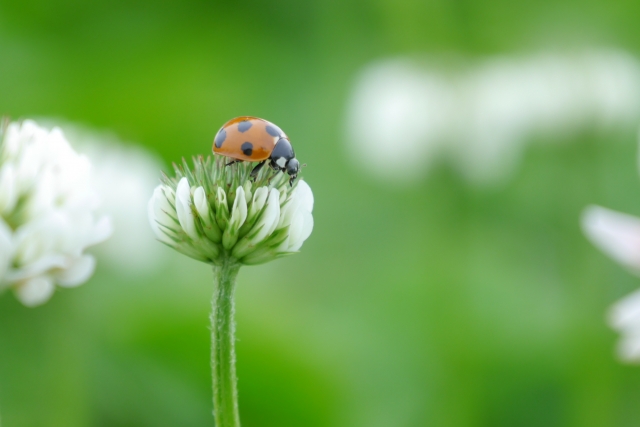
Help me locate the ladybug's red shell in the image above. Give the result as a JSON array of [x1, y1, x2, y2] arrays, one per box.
[[213, 116, 287, 162]]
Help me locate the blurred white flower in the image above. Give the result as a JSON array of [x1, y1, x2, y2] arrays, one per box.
[[52, 123, 168, 274], [347, 50, 640, 185], [582, 205, 640, 362], [0, 120, 112, 306], [148, 157, 314, 265]]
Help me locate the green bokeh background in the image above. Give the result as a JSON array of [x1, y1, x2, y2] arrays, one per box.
[[2, 0, 640, 426]]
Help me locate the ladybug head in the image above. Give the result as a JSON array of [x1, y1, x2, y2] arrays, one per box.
[[286, 158, 300, 185]]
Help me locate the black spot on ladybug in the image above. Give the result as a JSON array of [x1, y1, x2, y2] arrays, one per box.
[[215, 129, 226, 148], [265, 124, 281, 137], [238, 121, 252, 133], [241, 142, 253, 156]]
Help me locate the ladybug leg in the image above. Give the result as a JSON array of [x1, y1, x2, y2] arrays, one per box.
[[226, 159, 241, 167], [249, 160, 267, 181]]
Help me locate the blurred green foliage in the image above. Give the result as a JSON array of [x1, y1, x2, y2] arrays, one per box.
[[2, 0, 640, 426]]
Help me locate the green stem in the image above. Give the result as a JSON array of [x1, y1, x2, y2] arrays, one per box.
[[211, 258, 242, 427]]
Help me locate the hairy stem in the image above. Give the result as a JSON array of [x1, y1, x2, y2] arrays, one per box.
[[211, 259, 242, 427]]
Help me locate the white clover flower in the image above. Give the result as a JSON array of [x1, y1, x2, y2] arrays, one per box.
[[347, 50, 640, 185], [148, 156, 313, 266], [0, 120, 112, 306]]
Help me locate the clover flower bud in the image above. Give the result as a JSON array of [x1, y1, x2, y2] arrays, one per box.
[[148, 152, 314, 426], [148, 155, 313, 265]]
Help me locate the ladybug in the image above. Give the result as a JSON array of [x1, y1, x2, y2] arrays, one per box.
[[213, 116, 300, 185]]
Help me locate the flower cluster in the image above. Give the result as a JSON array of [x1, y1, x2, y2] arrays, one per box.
[[0, 120, 112, 306], [148, 156, 313, 265]]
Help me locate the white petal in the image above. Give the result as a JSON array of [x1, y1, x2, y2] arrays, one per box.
[[5, 254, 67, 283], [287, 209, 314, 252], [285, 209, 304, 252], [194, 186, 211, 225], [148, 185, 177, 244], [609, 289, 640, 330], [148, 190, 170, 244], [175, 178, 198, 240], [248, 187, 269, 219], [229, 186, 247, 230], [277, 194, 302, 229], [11, 210, 98, 264], [87, 215, 114, 246], [250, 188, 280, 243], [242, 181, 253, 203], [14, 276, 55, 307], [55, 255, 96, 287], [12, 215, 64, 266], [278, 180, 314, 231], [581, 205, 640, 272], [608, 289, 640, 362], [294, 180, 314, 213], [264, 189, 281, 237], [297, 209, 314, 248]]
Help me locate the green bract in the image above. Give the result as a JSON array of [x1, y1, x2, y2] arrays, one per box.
[[148, 155, 313, 265]]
